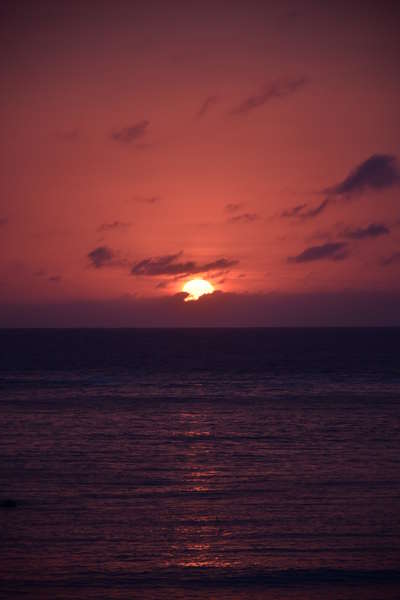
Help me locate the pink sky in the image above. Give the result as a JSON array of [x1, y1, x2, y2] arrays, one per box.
[[1, 1, 400, 324]]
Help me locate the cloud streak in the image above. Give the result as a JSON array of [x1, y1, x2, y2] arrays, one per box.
[[288, 242, 348, 263], [340, 223, 390, 240], [281, 204, 307, 218], [97, 221, 131, 232], [231, 77, 307, 116], [381, 252, 400, 266], [281, 154, 400, 220], [326, 154, 400, 197], [281, 198, 330, 220], [133, 195, 160, 204], [228, 212, 259, 223], [131, 252, 238, 277], [87, 246, 124, 269], [88, 246, 114, 268], [196, 95, 218, 118], [225, 203, 242, 213], [299, 199, 331, 219], [280, 197, 331, 220], [111, 120, 149, 143]]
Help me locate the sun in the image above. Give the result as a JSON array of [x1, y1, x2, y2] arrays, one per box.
[[182, 279, 214, 302]]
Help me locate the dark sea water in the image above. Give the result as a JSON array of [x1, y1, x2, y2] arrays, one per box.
[[1, 328, 400, 599]]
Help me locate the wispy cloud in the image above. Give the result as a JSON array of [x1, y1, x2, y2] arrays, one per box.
[[380, 252, 400, 266], [131, 252, 238, 277], [340, 223, 390, 240], [281, 198, 330, 220], [326, 154, 400, 197], [228, 212, 260, 224], [298, 199, 330, 219], [132, 195, 160, 204], [225, 203, 242, 213], [111, 120, 149, 143], [88, 246, 127, 269], [33, 269, 62, 282], [230, 77, 307, 116], [288, 242, 348, 263], [196, 95, 218, 119], [97, 221, 131, 232], [281, 204, 307, 218], [88, 246, 114, 268], [281, 154, 400, 221]]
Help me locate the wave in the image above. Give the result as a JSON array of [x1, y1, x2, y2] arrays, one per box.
[[2, 371, 400, 404], [4, 569, 400, 590]]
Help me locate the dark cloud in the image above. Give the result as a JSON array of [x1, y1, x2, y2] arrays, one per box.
[[33, 270, 62, 282], [280, 199, 330, 220], [228, 212, 260, 223], [282, 155, 400, 221], [326, 154, 400, 197], [231, 77, 307, 116], [281, 204, 307, 218], [132, 252, 183, 276], [97, 221, 131, 232], [299, 199, 331, 219], [288, 242, 348, 263], [225, 203, 242, 213], [381, 252, 400, 266], [131, 252, 238, 277], [3, 291, 400, 327], [88, 246, 115, 268], [198, 258, 240, 272], [111, 120, 149, 143], [340, 223, 390, 240], [196, 95, 218, 118]]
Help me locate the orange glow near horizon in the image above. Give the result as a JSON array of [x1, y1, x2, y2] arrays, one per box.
[[182, 279, 215, 302]]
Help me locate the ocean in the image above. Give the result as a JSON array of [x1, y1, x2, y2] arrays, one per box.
[[1, 328, 399, 599]]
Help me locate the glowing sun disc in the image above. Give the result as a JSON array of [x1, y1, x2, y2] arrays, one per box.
[[182, 279, 214, 301]]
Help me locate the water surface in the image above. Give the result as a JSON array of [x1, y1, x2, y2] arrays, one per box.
[[1, 328, 399, 599]]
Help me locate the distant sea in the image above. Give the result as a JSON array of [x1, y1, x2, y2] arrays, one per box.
[[1, 328, 399, 599]]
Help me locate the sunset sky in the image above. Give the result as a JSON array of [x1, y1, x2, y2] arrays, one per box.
[[1, 0, 400, 325]]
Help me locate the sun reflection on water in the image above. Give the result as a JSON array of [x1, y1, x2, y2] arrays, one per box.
[[164, 408, 233, 570]]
